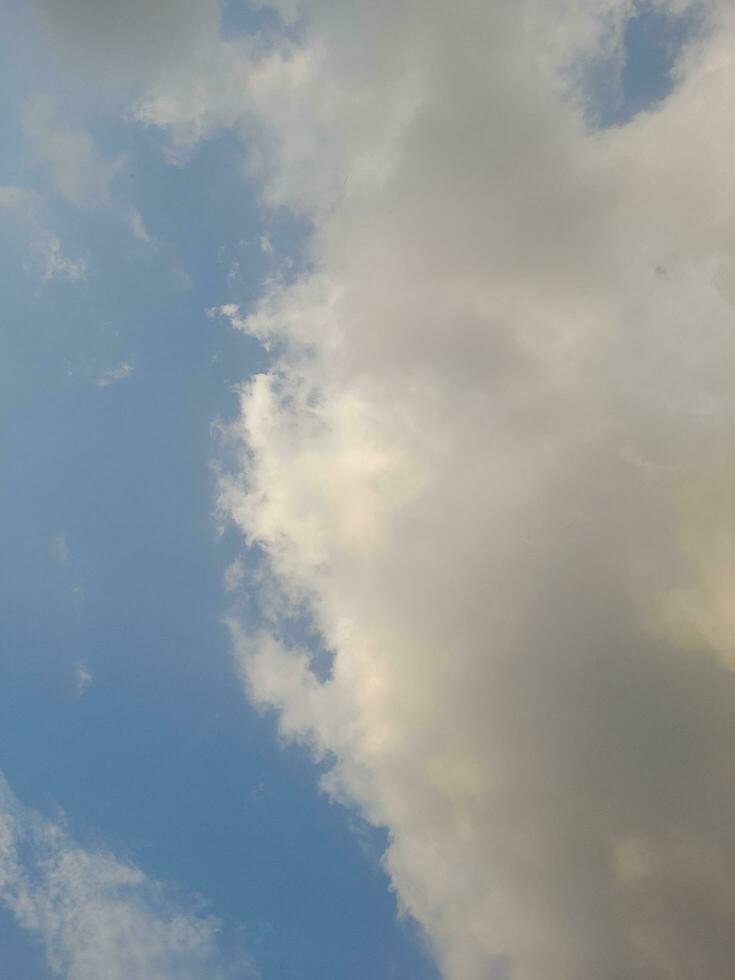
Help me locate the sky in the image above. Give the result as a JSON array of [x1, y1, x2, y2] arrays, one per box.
[[2, 2, 735, 979]]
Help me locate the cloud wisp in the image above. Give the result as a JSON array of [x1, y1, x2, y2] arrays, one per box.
[[42, 235, 88, 283], [24, 98, 151, 243], [0, 184, 87, 283], [74, 662, 92, 695], [95, 362, 135, 388], [0, 772, 253, 980]]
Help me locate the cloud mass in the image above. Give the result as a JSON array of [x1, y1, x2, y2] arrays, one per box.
[[211, 3, 735, 979]]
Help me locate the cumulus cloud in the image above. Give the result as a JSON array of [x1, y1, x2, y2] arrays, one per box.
[[0, 771, 253, 980], [211, 2, 735, 979]]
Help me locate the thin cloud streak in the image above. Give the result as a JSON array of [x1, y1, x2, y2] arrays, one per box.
[[0, 772, 255, 980]]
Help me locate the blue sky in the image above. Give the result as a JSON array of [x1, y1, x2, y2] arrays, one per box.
[[4, 3, 735, 980]]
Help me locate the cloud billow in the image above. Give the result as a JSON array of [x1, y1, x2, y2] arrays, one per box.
[[211, 2, 735, 978]]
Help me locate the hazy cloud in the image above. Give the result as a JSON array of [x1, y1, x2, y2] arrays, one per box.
[[0, 184, 86, 282], [50, 535, 70, 564], [24, 98, 151, 242], [224, 558, 246, 594], [25, 0, 222, 91], [0, 185, 42, 211], [43, 235, 88, 282], [74, 663, 92, 696]]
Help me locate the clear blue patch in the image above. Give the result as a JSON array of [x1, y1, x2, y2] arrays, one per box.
[[583, 0, 703, 127], [220, 0, 300, 42]]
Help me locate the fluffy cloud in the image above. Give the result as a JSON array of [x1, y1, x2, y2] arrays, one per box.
[[0, 772, 253, 980], [211, 2, 735, 979]]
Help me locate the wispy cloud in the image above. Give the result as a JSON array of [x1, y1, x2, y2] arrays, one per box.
[[0, 771, 255, 980], [223, 558, 245, 594], [24, 97, 151, 243], [95, 362, 134, 387], [43, 235, 88, 282], [0, 184, 41, 211], [0, 184, 87, 283]]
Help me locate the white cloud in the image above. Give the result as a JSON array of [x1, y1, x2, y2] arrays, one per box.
[[95, 362, 135, 388], [0, 771, 254, 980], [208, 3, 735, 979]]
